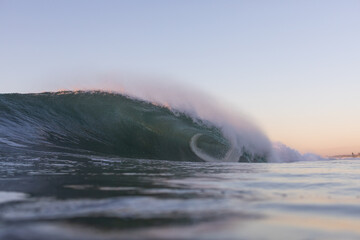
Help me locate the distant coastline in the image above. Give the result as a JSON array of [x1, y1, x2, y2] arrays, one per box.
[[329, 153, 360, 159]]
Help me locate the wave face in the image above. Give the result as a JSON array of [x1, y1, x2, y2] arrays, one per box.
[[0, 91, 324, 162], [1, 91, 270, 162]]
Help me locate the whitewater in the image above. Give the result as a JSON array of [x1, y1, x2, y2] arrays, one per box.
[[1, 90, 360, 240]]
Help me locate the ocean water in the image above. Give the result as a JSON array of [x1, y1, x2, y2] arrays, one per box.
[[1, 91, 359, 240], [1, 154, 360, 240]]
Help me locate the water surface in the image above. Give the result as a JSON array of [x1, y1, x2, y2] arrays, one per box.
[[1, 153, 359, 240]]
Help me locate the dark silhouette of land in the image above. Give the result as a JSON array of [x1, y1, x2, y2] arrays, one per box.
[[330, 152, 360, 159]]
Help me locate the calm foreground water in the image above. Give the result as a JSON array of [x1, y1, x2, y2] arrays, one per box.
[[1, 152, 360, 240]]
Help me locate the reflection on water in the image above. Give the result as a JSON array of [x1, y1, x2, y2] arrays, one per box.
[[1, 152, 360, 239]]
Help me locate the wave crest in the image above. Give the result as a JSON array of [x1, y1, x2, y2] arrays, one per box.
[[0, 90, 322, 162]]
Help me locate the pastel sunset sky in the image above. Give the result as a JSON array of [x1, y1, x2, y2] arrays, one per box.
[[1, 0, 359, 155]]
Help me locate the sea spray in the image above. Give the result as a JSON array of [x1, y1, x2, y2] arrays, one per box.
[[85, 80, 321, 162], [85, 80, 274, 162]]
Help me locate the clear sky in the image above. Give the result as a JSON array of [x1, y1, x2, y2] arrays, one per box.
[[1, 0, 360, 155]]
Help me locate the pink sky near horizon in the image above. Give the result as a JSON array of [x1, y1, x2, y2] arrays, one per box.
[[1, 1, 360, 156]]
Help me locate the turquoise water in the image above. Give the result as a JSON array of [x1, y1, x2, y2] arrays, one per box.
[[1, 154, 360, 240]]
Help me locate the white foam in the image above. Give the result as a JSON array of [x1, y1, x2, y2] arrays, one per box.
[[0, 191, 28, 204], [272, 142, 323, 162]]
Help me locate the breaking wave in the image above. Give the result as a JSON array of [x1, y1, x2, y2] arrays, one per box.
[[0, 91, 321, 162]]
